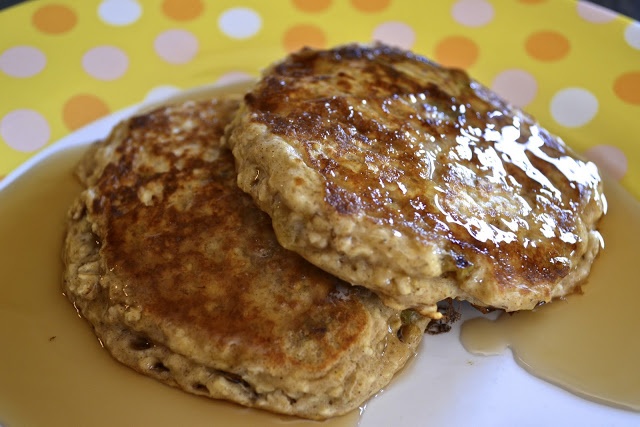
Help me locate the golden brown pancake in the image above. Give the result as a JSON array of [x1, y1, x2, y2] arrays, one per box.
[[226, 44, 606, 318], [62, 97, 428, 419]]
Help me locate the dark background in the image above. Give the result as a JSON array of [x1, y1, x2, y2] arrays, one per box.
[[0, 0, 638, 21], [587, 0, 639, 20]]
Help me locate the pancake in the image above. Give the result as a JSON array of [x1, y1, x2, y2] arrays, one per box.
[[62, 96, 428, 420], [226, 43, 606, 318]]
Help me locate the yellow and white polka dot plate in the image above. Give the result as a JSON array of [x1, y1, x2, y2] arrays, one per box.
[[0, 0, 639, 199], [0, 1, 639, 426]]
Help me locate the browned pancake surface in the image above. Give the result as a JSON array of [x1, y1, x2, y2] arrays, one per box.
[[63, 97, 427, 419], [227, 44, 606, 317]]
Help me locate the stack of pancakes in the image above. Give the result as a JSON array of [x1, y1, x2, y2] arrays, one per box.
[[63, 43, 606, 420]]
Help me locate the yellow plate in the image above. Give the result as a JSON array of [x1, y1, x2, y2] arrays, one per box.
[[0, 0, 639, 199]]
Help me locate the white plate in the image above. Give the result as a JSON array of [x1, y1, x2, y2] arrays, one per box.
[[1, 87, 638, 427]]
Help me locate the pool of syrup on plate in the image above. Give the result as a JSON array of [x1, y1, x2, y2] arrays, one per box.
[[2, 147, 638, 426], [461, 178, 640, 412]]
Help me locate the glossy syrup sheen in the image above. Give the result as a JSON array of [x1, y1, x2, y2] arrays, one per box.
[[245, 44, 605, 312], [460, 178, 640, 411], [0, 147, 360, 427]]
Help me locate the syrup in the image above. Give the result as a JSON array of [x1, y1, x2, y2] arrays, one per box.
[[461, 179, 640, 411]]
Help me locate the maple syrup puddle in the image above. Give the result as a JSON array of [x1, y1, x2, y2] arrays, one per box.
[[460, 179, 640, 412], [2, 147, 637, 425]]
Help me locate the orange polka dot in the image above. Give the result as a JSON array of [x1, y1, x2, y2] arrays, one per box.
[[162, 0, 204, 21], [283, 25, 327, 53], [433, 36, 479, 70], [525, 31, 570, 62], [614, 71, 640, 105], [63, 94, 110, 131], [32, 4, 77, 34], [351, 0, 390, 13], [293, 0, 331, 13]]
